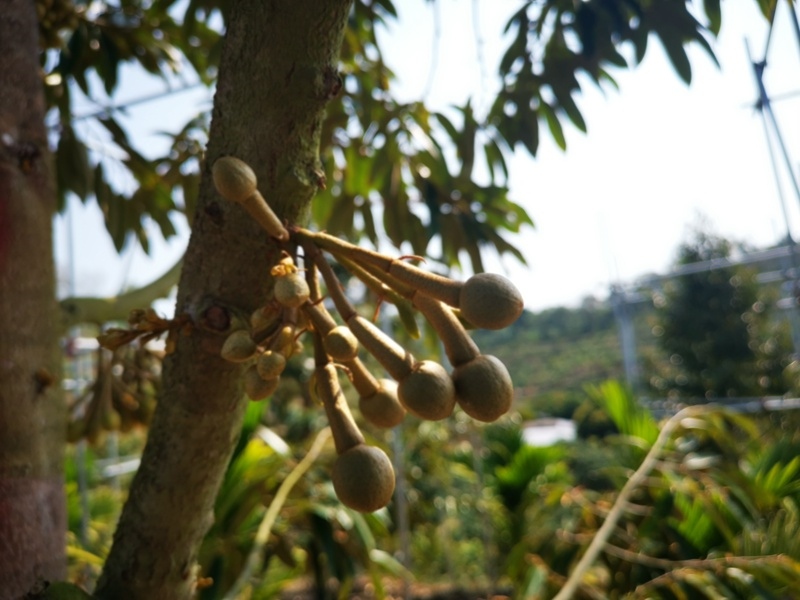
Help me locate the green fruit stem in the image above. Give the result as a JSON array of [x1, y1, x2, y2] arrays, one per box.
[[315, 363, 364, 455], [412, 294, 479, 367]]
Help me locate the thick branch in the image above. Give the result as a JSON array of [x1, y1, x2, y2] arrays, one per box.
[[0, 1, 65, 596], [59, 258, 182, 329], [95, 2, 354, 599]]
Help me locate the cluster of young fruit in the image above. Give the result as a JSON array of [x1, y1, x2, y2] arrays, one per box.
[[213, 156, 524, 513], [36, 0, 81, 49], [67, 345, 161, 444]]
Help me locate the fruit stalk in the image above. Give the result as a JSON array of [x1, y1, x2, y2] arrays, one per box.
[[294, 229, 523, 329], [345, 357, 405, 428], [212, 157, 289, 241], [294, 228, 460, 306], [305, 242, 415, 381]]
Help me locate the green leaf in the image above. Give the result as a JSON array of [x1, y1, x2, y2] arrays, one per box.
[[98, 32, 121, 95], [395, 299, 420, 339], [516, 113, 539, 156], [326, 194, 356, 236], [655, 27, 693, 85], [483, 136, 509, 183], [368, 549, 412, 579], [356, 198, 377, 246], [703, 0, 722, 35], [554, 89, 587, 133], [540, 101, 566, 151], [55, 126, 92, 205]]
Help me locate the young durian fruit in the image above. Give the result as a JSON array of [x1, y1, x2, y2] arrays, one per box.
[[211, 156, 289, 240], [243, 365, 280, 401], [256, 350, 286, 380], [311, 249, 455, 421], [413, 294, 514, 423], [271, 255, 311, 309], [220, 329, 258, 363], [297, 230, 524, 329], [302, 301, 359, 362], [344, 357, 406, 429], [246, 322, 299, 401], [315, 362, 395, 513]]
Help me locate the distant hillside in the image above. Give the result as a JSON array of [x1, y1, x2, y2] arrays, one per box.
[[473, 303, 628, 418]]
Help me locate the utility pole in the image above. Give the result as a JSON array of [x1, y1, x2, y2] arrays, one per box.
[[746, 29, 800, 356], [610, 285, 640, 393]]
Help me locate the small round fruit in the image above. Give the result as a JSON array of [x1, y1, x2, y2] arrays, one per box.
[[212, 156, 256, 203], [221, 329, 257, 362], [452, 354, 513, 423], [459, 273, 523, 330], [332, 444, 395, 512], [359, 379, 405, 428], [397, 360, 455, 421], [244, 365, 279, 401], [256, 350, 286, 380], [274, 273, 311, 308], [324, 326, 359, 361]]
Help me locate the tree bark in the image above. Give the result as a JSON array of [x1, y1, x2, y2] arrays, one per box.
[[95, 2, 353, 598], [0, 2, 66, 598]]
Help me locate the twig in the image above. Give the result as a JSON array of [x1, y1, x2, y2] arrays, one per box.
[[553, 405, 711, 600], [222, 427, 332, 600], [632, 554, 796, 597]]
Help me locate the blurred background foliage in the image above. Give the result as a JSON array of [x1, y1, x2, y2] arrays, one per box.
[[44, 0, 751, 271]]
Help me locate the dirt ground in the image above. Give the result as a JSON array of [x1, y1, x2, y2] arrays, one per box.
[[278, 577, 513, 600]]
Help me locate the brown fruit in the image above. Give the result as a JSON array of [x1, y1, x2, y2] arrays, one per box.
[[452, 354, 513, 423], [397, 360, 455, 421], [332, 444, 395, 512], [256, 350, 286, 380], [221, 329, 257, 362], [274, 273, 311, 308], [250, 304, 280, 333], [243, 365, 279, 401], [211, 157, 288, 240], [458, 273, 523, 330], [324, 326, 359, 361], [212, 156, 257, 203], [359, 378, 405, 428]]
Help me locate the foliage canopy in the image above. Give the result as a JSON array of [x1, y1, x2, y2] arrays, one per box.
[[45, 0, 751, 273]]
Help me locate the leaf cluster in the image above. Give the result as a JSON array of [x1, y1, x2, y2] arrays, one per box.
[[491, 0, 721, 155], [40, 0, 755, 273]]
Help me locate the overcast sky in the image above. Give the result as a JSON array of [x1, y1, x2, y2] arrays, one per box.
[[54, 2, 800, 312]]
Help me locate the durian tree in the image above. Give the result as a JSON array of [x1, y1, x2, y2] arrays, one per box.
[[0, 0, 773, 598]]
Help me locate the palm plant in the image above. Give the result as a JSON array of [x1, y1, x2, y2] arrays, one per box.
[[507, 381, 800, 599]]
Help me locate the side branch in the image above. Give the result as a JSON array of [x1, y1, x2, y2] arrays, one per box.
[[59, 258, 182, 329]]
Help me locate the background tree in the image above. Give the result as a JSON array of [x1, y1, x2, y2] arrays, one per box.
[[0, 1, 777, 598], [650, 226, 795, 400]]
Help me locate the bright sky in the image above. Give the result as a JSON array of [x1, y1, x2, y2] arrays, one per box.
[[54, 2, 800, 313]]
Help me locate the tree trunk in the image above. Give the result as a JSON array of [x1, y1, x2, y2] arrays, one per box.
[[95, 2, 353, 598], [0, 2, 66, 598]]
